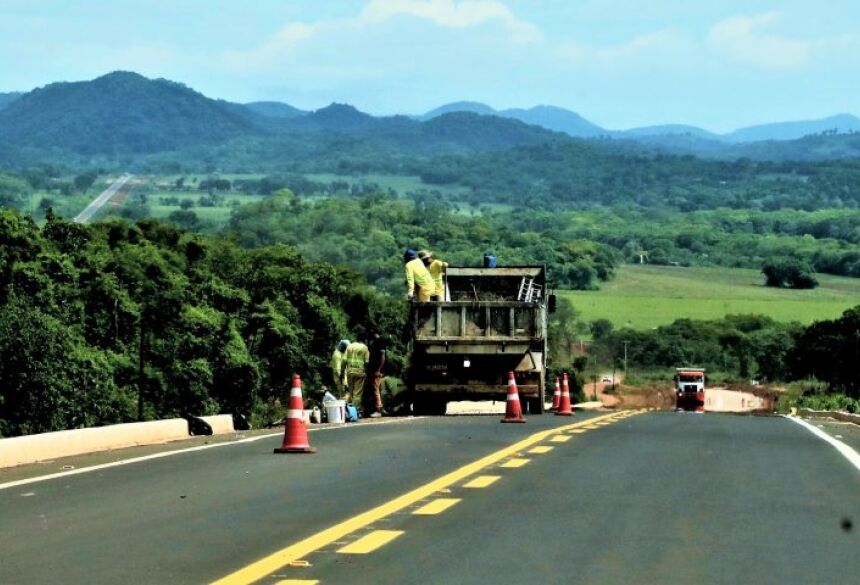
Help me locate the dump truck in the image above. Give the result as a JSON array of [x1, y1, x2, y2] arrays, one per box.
[[674, 368, 705, 411], [408, 265, 553, 415]]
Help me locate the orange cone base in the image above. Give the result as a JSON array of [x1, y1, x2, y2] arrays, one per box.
[[274, 446, 316, 453], [501, 416, 526, 423], [554, 411, 573, 417]]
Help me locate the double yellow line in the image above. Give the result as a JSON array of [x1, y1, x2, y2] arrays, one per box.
[[212, 410, 635, 585]]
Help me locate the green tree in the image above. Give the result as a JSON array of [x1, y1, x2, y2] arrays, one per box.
[[762, 259, 819, 289], [0, 173, 31, 210]]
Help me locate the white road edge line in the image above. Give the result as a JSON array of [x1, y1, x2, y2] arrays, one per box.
[[785, 415, 860, 473], [0, 417, 423, 491]]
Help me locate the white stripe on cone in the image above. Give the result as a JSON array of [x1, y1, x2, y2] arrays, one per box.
[[286, 409, 304, 419], [290, 388, 302, 397], [506, 393, 519, 401]]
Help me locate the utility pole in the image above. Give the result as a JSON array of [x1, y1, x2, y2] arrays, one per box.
[[623, 340, 628, 378]]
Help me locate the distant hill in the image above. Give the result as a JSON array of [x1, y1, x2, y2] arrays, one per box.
[[281, 106, 564, 153], [419, 101, 497, 120], [243, 101, 306, 119], [0, 74, 567, 163], [503, 105, 605, 138], [420, 102, 860, 152], [721, 132, 860, 161], [1, 71, 857, 165], [421, 101, 606, 137], [0, 71, 260, 154], [618, 124, 721, 140], [723, 114, 860, 143], [0, 92, 21, 110]]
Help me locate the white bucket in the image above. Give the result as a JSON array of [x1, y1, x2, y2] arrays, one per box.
[[324, 400, 347, 424]]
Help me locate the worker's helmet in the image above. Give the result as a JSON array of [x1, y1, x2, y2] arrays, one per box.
[[337, 339, 350, 352], [417, 250, 432, 260], [404, 248, 417, 262]]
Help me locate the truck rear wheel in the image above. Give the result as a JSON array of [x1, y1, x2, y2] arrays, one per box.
[[413, 397, 447, 416], [526, 397, 544, 415]]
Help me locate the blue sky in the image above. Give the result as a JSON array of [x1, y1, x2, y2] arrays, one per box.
[[0, 0, 858, 132]]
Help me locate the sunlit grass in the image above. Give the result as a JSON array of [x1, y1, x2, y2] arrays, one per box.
[[562, 264, 860, 329]]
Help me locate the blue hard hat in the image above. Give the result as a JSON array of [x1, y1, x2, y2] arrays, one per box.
[[338, 339, 350, 352], [404, 248, 417, 261]]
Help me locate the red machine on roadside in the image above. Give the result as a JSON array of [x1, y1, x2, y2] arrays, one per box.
[[674, 368, 705, 412]]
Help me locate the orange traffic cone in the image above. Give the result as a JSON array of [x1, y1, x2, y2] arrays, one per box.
[[274, 374, 316, 453], [501, 371, 526, 423], [555, 372, 573, 416], [550, 376, 561, 412]]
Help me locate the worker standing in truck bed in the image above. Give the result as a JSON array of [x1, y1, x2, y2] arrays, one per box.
[[404, 248, 434, 302], [418, 250, 448, 301]]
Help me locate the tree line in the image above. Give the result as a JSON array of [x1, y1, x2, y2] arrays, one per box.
[[586, 310, 859, 408], [0, 209, 406, 436], [226, 190, 620, 293]]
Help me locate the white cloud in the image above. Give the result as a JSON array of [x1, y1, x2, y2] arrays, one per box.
[[360, 0, 543, 43], [223, 0, 543, 72], [555, 29, 690, 71], [706, 12, 810, 69]]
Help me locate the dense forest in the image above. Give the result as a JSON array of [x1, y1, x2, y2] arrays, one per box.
[[223, 191, 860, 284], [0, 209, 407, 436], [226, 191, 619, 293]]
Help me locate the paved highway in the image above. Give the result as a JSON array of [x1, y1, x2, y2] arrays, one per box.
[[1, 412, 857, 585], [72, 174, 133, 224]]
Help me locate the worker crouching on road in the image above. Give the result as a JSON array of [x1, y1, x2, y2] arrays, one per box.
[[330, 339, 349, 395], [404, 248, 434, 302], [418, 250, 448, 301], [342, 336, 370, 411]]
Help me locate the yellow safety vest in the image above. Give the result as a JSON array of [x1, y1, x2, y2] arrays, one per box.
[[344, 342, 369, 373], [405, 258, 434, 296], [426, 259, 448, 298]]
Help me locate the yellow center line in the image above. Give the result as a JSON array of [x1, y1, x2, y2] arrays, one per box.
[[569, 429, 588, 434], [274, 580, 318, 585], [210, 412, 619, 585], [413, 498, 461, 515], [550, 435, 571, 443], [500, 457, 531, 468], [337, 530, 404, 554], [528, 446, 554, 454], [463, 475, 500, 488]]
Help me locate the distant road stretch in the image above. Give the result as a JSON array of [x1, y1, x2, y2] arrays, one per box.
[[73, 174, 133, 224]]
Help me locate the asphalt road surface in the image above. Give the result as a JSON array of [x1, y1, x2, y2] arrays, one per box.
[[72, 174, 132, 223], [1, 412, 857, 585]]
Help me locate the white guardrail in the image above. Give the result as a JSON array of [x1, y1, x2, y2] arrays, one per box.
[[0, 415, 237, 469]]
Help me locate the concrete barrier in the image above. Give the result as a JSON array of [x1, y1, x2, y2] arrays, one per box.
[[799, 409, 860, 426], [704, 389, 775, 413], [200, 414, 235, 435], [0, 419, 190, 469]]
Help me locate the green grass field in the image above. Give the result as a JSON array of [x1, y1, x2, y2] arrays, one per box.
[[562, 264, 860, 329]]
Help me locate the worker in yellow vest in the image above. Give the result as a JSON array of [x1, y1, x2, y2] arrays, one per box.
[[404, 248, 434, 302], [418, 250, 448, 301], [342, 337, 370, 408], [330, 339, 349, 394]]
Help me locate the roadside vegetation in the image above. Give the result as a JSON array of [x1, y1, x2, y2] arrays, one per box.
[[0, 209, 407, 437], [560, 298, 860, 410]]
